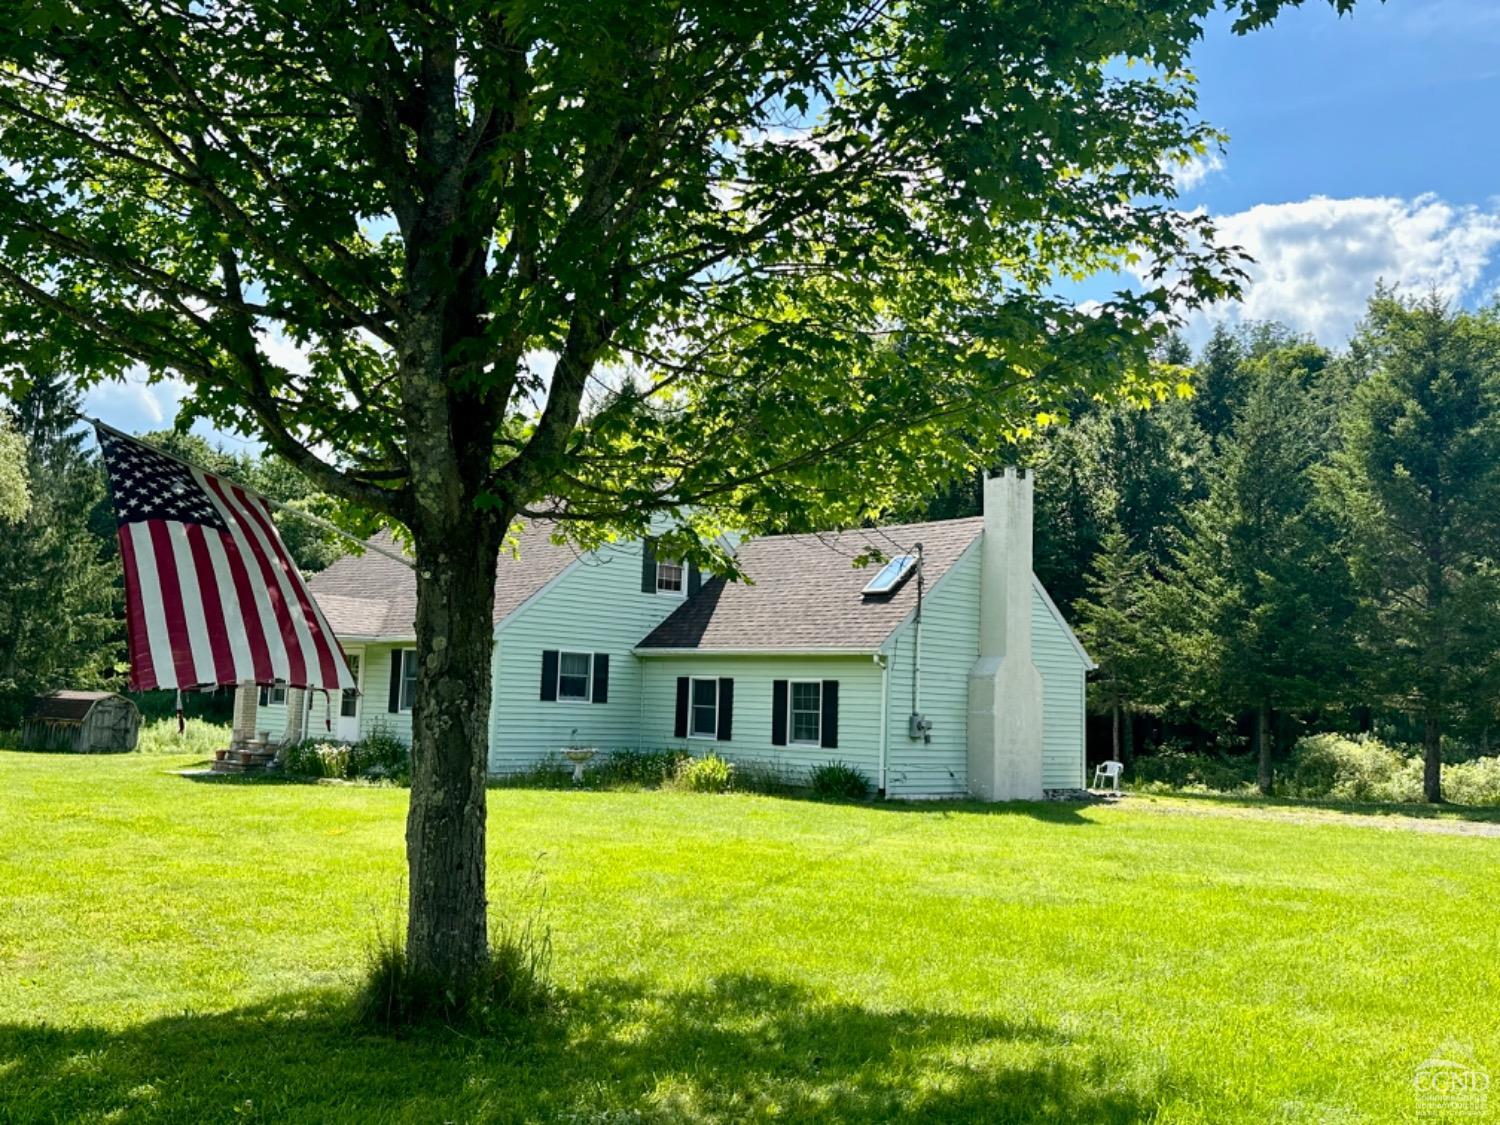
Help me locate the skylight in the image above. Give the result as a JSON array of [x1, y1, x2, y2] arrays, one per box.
[[861, 554, 918, 596]]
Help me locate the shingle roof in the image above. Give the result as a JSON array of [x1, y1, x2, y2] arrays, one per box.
[[307, 522, 580, 638], [637, 516, 984, 652]]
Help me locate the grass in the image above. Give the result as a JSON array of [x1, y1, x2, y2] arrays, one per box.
[[1, 753, 1496, 1122]]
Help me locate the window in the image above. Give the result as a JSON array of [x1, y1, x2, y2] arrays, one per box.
[[656, 558, 685, 594], [399, 649, 417, 712], [690, 678, 719, 738], [258, 681, 287, 707], [340, 653, 361, 718], [861, 554, 917, 595], [558, 651, 592, 701], [790, 681, 822, 744]]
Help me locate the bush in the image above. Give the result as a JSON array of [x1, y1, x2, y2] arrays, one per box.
[[672, 753, 734, 793], [490, 756, 576, 789], [1131, 749, 1257, 793], [808, 760, 871, 800], [1281, 733, 1423, 803], [588, 748, 688, 788], [732, 758, 796, 796], [1443, 756, 1500, 807], [282, 728, 410, 783], [355, 908, 551, 1033], [347, 726, 411, 783], [137, 717, 231, 758]]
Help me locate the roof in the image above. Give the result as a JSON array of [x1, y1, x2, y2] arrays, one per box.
[[637, 517, 985, 652], [25, 690, 133, 723], [307, 522, 580, 638]]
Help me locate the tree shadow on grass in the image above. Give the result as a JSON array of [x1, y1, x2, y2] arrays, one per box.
[[0, 974, 1173, 1122], [1139, 788, 1500, 826]]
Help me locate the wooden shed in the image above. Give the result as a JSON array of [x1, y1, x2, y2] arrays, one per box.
[[20, 690, 141, 753]]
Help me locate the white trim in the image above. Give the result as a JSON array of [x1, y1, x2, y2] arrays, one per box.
[[876, 652, 889, 795], [555, 649, 594, 703], [687, 676, 720, 739], [787, 678, 823, 746], [1032, 575, 1096, 669], [636, 646, 876, 657], [655, 557, 688, 598]]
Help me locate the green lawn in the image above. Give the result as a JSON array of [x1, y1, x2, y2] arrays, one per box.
[[1, 752, 1495, 1123]]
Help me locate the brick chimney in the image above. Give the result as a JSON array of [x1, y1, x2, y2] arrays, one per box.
[[967, 467, 1045, 800]]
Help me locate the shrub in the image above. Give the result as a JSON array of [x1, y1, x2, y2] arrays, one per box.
[[732, 758, 796, 796], [490, 756, 576, 789], [355, 908, 551, 1033], [1131, 749, 1257, 793], [808, 760, 871, 800], [1443, 756, 1500, 806], [1281, 733, 1423, 803], [589, 748, 688, 788], [137, 717, 231, 758], [673, 753, 734, 793], [283, 739, 351, 779], [347, 726, 411, 783]]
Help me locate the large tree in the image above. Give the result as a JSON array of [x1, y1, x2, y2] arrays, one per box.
[[1160, 341, 1355, 792], [1325, 294, 1500, 803], [0, 0, 1346, 987]]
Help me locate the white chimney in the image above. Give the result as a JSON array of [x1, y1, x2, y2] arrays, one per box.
[[967, 467, 1045, 800]]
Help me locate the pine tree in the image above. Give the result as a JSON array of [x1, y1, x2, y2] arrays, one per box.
[[1324, 294, 1500, 802], [1159, 342, 1356, 792], [0, 375, 121, 725], [1074, 526, 1156, 763]]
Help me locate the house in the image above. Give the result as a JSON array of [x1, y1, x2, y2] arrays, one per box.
[[252, 468, 1094, 799]]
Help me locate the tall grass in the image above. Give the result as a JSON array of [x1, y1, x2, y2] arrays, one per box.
[[136, 717, 230, 758]]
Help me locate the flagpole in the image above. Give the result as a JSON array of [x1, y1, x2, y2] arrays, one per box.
[[83, 416, 416, 571]]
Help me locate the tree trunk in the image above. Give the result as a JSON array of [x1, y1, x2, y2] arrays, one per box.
[[1121, 706, 1134, 765], [404, 511, 506, 983], [1111, 703, 1121, 763], [1422, 705, 1443, 804], [1256, 704, 1272, 796]]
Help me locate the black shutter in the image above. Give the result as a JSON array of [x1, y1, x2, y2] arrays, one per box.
[[641, 538, 658, 593], [821, 680, 840, 749], [771, 680, 788, 746], [674, 676, 690, 738], [540, 650, 559, 702], [717, 678, 734, 741], [687, 560, 702, 597], [387, 650, 402, 713], [592, 653, 610, 703]]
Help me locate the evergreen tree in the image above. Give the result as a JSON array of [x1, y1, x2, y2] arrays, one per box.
[[1074, 526, 1156, 763], [1324, 294, 1500, 802], [1161, 345, 1355, 792], [0, 376, 121, 725]]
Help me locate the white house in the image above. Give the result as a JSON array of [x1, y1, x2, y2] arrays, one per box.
[[253, 468, 1094, 799]]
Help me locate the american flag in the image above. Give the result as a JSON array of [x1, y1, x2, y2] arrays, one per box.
[[96, 424, 354, 693]]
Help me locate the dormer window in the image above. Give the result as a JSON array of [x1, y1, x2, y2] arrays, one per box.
[[656, 558, 685, 595]]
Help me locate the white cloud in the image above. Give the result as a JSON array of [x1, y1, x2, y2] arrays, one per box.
[[1167, 150, 1224, 194], [1176, 194, 1500, 344]]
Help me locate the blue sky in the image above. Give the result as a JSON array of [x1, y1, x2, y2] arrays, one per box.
[[88, 0, 1500, 437]]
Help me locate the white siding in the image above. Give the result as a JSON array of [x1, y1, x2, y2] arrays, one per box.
[[883, 546, 979, 799], [1033, 589, 1088, 790], [488, 541, 688, 773], [639, 655, 885, 786], [359, 644, 415, 744]]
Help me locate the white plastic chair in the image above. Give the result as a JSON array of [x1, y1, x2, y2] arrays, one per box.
[[1092, 760, 1124, 791]]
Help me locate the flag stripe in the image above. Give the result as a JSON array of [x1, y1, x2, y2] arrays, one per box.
[[184, 522, 238, 685], [236, 488, 346, 690], [200, 472, 297, 683], [212, 481, 312, 686], [128, 522, 180, 691], [165, 522, 221, 686], [199, 525, 260, 682], [116, 526, 158, 692], [230, 486, 342, 691], [146, 521, 199, 690]]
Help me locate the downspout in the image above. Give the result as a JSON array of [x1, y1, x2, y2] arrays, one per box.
[[911, 542, 925, 717], [876, 651, 889, 796]]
